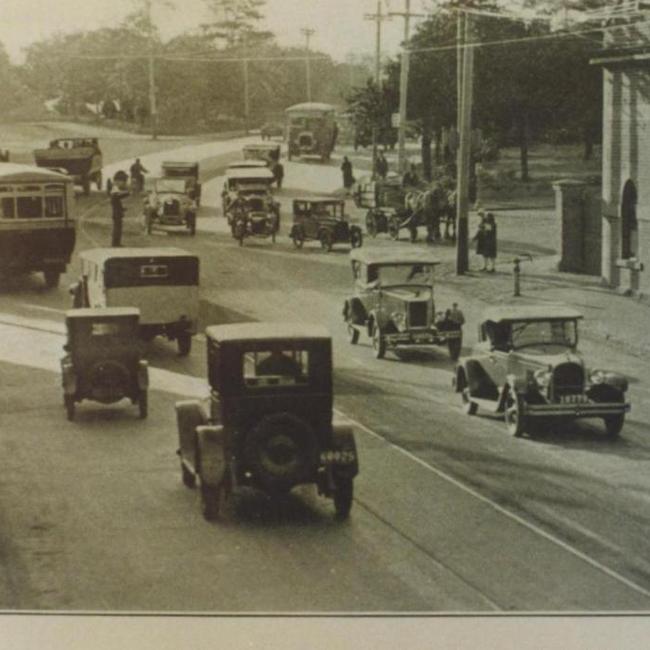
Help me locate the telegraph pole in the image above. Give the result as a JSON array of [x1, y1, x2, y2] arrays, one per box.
[[242, 32, 250, 133], [364, 1, 391, 178], [301, 27, 315, 102], [456, 9, 474, 275], [145, 0, 158, 140], [390, 0, 425, 173]]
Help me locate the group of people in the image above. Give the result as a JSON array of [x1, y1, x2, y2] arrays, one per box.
[[108, 158, 148, 247]]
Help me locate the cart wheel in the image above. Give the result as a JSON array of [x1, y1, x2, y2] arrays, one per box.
[[65, 395, 75, 421], [177, 333, 192, 357], [388, 217, 401, 240], [138, 390, 148, 419]]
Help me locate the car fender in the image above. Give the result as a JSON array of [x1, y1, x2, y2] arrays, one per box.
[[601, 371, 628, 393], [137, 360, 149, 390], [197, 425, 227, 488], [61, 359, 77, 395], [175, 400, 209, 468], [331, 423, 359, 478]]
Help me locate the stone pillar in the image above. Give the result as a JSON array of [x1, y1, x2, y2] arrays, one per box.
[[554, 180, 587, 273], [601, 212, 620, 287]]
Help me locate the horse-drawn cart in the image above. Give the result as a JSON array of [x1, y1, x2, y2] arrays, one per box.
[[353, 174, 408, 240]]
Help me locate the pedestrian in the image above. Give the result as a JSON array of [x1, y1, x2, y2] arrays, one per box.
[[129, 158, 148, 193], [110, 171, 129, 247], [483, 211, 497, 272], [272, 160, 284, 189], [402, 163, 419, 189], [449, 302, 465, 328], [472, 209, 487, 271], [376, 151, 388, 179], [341, 156, 355, 193]]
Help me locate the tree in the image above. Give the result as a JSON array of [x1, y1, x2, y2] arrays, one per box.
[[202, 0, 273, 46]]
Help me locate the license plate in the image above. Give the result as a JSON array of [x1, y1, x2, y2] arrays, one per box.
[[559, 394, 588, 404], [320, 450, 356, 464], [413, 335, 431, 343]]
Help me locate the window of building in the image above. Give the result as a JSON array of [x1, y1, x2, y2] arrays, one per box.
[[621, 179, 638, 259]]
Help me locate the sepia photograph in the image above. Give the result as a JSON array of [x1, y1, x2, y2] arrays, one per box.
[[1, 0, 650, 646]]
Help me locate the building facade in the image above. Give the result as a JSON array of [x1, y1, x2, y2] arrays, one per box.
[[593, 22, 650, 297]]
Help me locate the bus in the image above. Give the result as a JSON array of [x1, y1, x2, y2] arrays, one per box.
[[0, 164, 75, 288], [285, 102, 338, 162]]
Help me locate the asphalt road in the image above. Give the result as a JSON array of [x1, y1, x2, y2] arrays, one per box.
[[1, 151, 650, 612]]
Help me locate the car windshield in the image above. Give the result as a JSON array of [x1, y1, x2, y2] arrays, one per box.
[[155, 179, 185, 193], [374, 264, 434, 286], [243, 348, 309, 387], [510, 319, 577, 349]]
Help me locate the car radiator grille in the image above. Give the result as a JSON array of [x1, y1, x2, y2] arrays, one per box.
[[163, 200, 180, 216], [408, 301, 428, 328], [552, 362, 584, 397]]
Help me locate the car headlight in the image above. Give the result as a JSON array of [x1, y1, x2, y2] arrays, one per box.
[[533, 368, 552, 388], [392, 311, 407, 332], [590, 369, 606, 384]]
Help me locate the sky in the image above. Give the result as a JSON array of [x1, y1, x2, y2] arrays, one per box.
[[0, 0, 432, 63]]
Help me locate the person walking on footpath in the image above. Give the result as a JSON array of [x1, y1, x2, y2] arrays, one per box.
[[341, 156, 355, 193], [376, 151, 388, 179], [449, 302, 465, 328], [483, 212, 497, 272], [272, 160, 284, 190], [110, 171, 129, 247], [472, 209, 487, 271]]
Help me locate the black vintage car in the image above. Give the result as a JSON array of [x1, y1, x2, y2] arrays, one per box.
[[161, 161, 202, 206], [454, 306, 631, 438], [175, 323, 359, 521], [61, 307, 149, 421], [290, 198, 363, 251]]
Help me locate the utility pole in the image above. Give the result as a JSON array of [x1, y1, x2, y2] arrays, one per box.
[[301, 27, 315, 102], [145, 0, 158, 140], [455, 9, 474, 275], [242, 32, 250, 134], [390, 0, 425, 173], [364, 1, 391, 178]]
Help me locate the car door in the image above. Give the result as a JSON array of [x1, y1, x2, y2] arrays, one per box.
[[304, 204, 319, 239]]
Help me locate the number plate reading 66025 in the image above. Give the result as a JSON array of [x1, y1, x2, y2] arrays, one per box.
[[320, 450, 356, 464]]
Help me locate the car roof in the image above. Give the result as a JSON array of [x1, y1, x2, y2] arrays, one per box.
[[350, 247, 441, 266], [225, 167, 275, 180], [285, 102, 337, 113], [206, 322, 331, 343], [227, 160, 268, 169], [65, 307, 140, 319], [0, 163, 73, 183], [162, 161, 197, 168], [481, 305, 584, 322], [79, 247, 195, 263]]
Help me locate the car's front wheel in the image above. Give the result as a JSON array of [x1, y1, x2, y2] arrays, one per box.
[[372, 324, 386, 359], [292, 227, 305, 248], [604, 414, 624, 438], [350, 227, 363, 249], [319, 230, 333, 252], [333, 476, 353, 520], [505, 393, 527, 437]]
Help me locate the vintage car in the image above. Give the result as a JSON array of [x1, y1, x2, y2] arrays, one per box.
[[243, 143, 281, 166], [33, 137, 102, 195], [343, 248, 463, 360], [61, 307, 148, 420], [0, 164, 76, 288], [175, 323, 358, 521], [143, 177, 197, 235], [222, 166, 276, 218], [226, 160, 268, 171], [290, 198, 363, 251], [161, 161, 202, 206], [230, 196, 280, 245], [69, 247, 199, 356], [260, 122, 284, 140], [454, 306, 631, 438], [285, 102, 337, 162]]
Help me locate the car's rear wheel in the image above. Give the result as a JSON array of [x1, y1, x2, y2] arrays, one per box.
[[505, 393, 526, 437], [292, 227, 305, 248], [177, 333, 192, 357], [372, 324, 386, 359], [138, 390, 148, 419], [461, 388, 477, 415], [604, 414, 624, 438], [333, 476, 353, 520]]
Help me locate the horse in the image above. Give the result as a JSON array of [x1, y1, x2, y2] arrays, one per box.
[[403, 184, 450, 243]]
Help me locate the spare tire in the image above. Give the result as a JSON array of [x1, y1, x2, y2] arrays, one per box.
[[244, 412, 319, 493], [89, 360, 129, 403]]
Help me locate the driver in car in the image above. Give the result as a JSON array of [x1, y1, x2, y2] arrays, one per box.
[[256, 348, 302, 377]]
